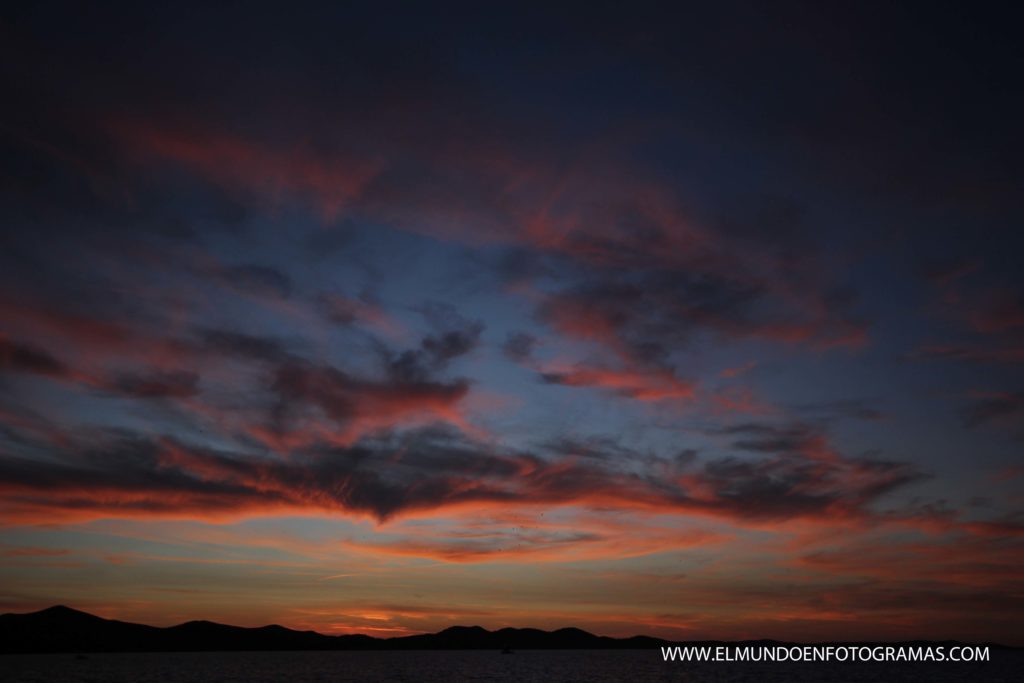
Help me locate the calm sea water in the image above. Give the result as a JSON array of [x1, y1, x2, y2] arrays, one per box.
[[1, 649, 1020, 682]]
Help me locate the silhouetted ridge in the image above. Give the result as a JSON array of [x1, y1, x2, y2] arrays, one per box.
[[33, 605, 102, 621], [0, 606, 1015, 654]]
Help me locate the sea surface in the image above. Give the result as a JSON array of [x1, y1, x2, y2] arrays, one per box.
[[1, 649, 1020, 683]]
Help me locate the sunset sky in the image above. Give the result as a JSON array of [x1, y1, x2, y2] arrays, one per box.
[[1, 2, 1022, 644]]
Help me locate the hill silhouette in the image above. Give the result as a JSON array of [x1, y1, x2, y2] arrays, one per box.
[[0, 606, 663, 653], [0, 606, 1012, 653]]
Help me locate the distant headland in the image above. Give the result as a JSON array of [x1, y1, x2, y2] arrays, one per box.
[[0, 606, 1013, 654]]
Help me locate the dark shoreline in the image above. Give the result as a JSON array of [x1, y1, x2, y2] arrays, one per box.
[[1, 606, 1015, 654]]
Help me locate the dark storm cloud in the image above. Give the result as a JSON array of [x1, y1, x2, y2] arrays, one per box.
[[538, 272, 749, 362], [700, 455, 921, 519], [502, 332, 537, 363], [421, 325, 484, 367], [0, 337, 201, 401], [316, 291, 381, 326], [0, 294, 483, 454], [509, 204, 866, 402], [539, 266, 865, 364], [699, 456, 849, 518], [713, 422, 836, 458], [792, 399, 885, 423], [541, 435, 641, 461], [269, 360, 469, 432], [174, 323, 482, 448], [0, 415, 925, 524], [383, 306, 484, 383], [0, 338, 67, 377], [0, 434, 282, 513], [537, 364, 696, 402], [0, 427, 516, 520], [104, 370, 200, 399], [193, 329, 298, 365]]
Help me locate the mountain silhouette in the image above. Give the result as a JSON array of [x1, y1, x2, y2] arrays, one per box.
[[0, 606, 663, 653], [0, 606, 1012, 653]]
